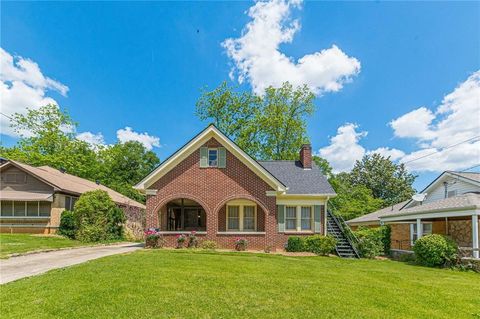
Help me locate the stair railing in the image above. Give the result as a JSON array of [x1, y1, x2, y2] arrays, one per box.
[[327, 210, 361, 258]]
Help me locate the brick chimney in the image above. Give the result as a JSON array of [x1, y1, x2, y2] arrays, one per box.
[[299, 144, 312, 169]]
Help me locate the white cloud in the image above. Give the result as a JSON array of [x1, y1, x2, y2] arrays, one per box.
[[116, 127, 160, 150], [391, 70, 480, 172], [368, 147, 405, 161], [223, 0, 360, 96], [77, 131, 105, 147], [0, 48, 69, 137], [318, 123, 367, 173], [389, 107, 435, 140], [320, 71, 480, 174]]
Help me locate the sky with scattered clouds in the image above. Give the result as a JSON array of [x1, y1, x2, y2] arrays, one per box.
[[1, 0, 479, 189]]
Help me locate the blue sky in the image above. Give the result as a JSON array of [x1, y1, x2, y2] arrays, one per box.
[[1, 1, 479, 191]]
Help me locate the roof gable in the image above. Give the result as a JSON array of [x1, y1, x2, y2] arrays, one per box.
[[135, 125, 287, 192]]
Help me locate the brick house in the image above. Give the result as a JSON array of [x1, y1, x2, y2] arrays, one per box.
[[347, 171, 480, 259], [135, 124, 336, 251], [0, 160, 145, 235]]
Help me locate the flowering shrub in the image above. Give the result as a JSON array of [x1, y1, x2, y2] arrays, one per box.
[[176, 234, 187, 248], [187, 231, 199, 248], [145, 229, 163, 248], [235, 238, 248, 251]]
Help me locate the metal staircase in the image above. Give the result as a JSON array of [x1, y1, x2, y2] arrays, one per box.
[[327, 210, 360, 258]]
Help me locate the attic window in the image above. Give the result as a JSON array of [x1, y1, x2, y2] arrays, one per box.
[[1, 173, 27, 184], [208, 149, 218, 167], [447, 190, 457, 198]]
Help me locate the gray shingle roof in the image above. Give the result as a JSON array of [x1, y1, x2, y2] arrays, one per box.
[[258, 161, 335, 195], [448, 171, 480, 183]]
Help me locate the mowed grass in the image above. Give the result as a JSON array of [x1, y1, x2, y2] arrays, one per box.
[[1, 250, 479, 319], [0, 233, 84, 258]]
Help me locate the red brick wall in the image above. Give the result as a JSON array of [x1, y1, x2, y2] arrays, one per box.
[[146, 138, 279, 250]]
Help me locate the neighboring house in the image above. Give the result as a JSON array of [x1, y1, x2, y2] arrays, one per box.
[[0, 160, 145, 234], [135, 124, 336, 251], [346, 200, 409, 230], [349, 171, 479, 258]]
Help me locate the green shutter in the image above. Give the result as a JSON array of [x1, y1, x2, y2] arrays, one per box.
[[314, 205, 321, 233], [277, 205, 285, 232], [218, 147, 226, 168], [200, 147, 208, 167]]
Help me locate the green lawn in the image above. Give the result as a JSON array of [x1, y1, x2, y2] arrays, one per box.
[[1, 250, 479, 318], [0, 234, 85, 258]]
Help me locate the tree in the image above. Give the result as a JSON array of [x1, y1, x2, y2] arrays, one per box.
[[196, 82, 315, 160], [348, 153, 416, 206], [313, 155, 333, 178], [0, 104, 99, 179], [98, 141, 160, 202], [329, 175, 384, 221]]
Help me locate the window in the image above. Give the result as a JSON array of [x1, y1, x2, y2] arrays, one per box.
[[227, 206, 240, 230], [284, 206, 314, 232], [208, 149, 218, 167], [65, 196, 78, 211], [410, 223, 432, 244], [243, 206, 255, 231], [1, 173, 27, 184], [447, 190, 457, 198], [285, 206, 297, 230], [301, 206, 312, 230], [226, 203, 257, 232], [0, 201, 13, 216], [0, 201, 50, 218]]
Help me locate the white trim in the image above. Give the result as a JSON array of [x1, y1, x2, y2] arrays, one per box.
[[135, 125, 286, 192], [207, 148, 218, 167], [157, 231, 207, 235], [410, 221, 432, 246], [472, 215, 479, 259], [145, 189, 157, 196], [284, 205, 314, 232], [217, 231, 266, 235], [276, 199, 327, 206], [381, 209, 479, 222]]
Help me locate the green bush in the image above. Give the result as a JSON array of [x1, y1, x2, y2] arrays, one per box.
[[74, 190, 126, 242], [354, 226, 390, 258], [413, 234, 458, 267], [304, 235, 337, 255], [200, 240, 217, 250], [285, 236, 305, 252], [58, 210, 76, 239]]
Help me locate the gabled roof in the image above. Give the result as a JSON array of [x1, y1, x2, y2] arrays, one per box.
[[259, 161, 335, 195], [381, 193, 480, 221], [135, 124, 287, 192], [346, 200, 409, 226], [401, 170, 480, 210], [0, 161, 145, 209]]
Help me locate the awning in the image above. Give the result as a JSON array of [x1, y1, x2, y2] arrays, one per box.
[[0, 191, 54, 202]]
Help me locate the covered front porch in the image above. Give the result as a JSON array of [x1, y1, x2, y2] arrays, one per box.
[[385, 211, 479, 259]]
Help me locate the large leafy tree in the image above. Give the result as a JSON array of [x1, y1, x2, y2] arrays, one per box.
[[196, 81, 315, 160], [348, 153, 416, 206], [329, 173, 384, 221], [0, 105, 160, 203], [98, 141, 160, 202], [0, 104, 99, 179]]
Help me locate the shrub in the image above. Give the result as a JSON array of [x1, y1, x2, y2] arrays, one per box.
[[187, 232, 199, 248], [235, 238, 248, 251], [304, 235, 337, 255], [354, 226, 390, 258], [200, 240, 217, 250], [176, 234, 187, 248], [74, 190, 126, 242], [413, 234, 458, 267], [145, 229, 163, 248], [285, 236, 305, 252], [58, 210, 76, 239]]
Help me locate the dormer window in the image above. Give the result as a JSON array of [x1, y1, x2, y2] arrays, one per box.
[[208, 149, 218, 167]]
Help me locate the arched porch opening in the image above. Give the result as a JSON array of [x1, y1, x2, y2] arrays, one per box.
[[158, 198, 207, 232]]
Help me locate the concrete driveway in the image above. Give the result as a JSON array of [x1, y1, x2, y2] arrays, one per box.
[[0, 242, 142, 284]]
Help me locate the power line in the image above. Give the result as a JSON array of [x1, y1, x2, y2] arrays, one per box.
[[401, 135, 480, 165]]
